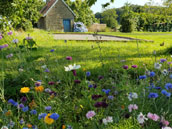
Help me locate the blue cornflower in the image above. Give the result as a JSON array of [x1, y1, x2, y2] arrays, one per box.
[[20, 119, 25, 124], [108, 95, 114, 100], [45, 106, 52, 111], [161, 90, 171, 97], [14, 102, 18, 107], [86, 71, 91, 77], [154, 87, 161, 90], [148, 92, 158, 98], [149, 71, 155, 77], [8, 99, 16, 105], [30, 110, 37, 115], [88, 84, 93, 88], [170, 74, 172, 79], [38, 113, 47, 120], [50, 113, 59, 120], [22, 106, 29, 112], [139, 75, 147, 79], [23, 128, 28, 129], [102, 89, 110, 95], [50, 49, 55, 52], [165, 83, 172, 90], [44, 68, 50, 72]]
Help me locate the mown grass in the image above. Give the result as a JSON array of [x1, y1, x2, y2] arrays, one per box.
[[1, 29, 172, 129]]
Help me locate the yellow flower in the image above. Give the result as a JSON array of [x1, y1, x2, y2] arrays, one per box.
[[20, 87, 30, 93], [62, 125, 66, 129], [82, 68, 86, 71], [44, 113, 54, 125], [80, 105, 84, 109], [35, 86, 44, 92]]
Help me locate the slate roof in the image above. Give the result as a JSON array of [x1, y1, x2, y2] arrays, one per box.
[[40, 0, 76, 17]]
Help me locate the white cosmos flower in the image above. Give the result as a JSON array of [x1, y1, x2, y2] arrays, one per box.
[[41, 65, 47, 69], [64, 64, 81, 71], [137, 112, 148, 124], [162, 69, 168, 76], [1, 126, 8, 129], [128, 92, 138, 101], [162, 127, 172, 129], [102, 116, 113, 125], [154, 63, 162, 69]]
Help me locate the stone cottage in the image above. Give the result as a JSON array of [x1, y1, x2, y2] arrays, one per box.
[[38, 0, 75, 32]]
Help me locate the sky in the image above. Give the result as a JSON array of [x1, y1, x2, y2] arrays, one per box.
[[91, 0, 163, 13]]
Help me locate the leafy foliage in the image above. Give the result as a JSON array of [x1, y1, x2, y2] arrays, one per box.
[[0, 0, 45, 30], [64, 0, 97, 26]]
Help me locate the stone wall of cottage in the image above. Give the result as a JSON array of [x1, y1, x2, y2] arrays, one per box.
[[45, 0, 75, 31]]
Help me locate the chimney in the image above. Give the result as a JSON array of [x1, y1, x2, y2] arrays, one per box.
[[46, 0, 50, 3]]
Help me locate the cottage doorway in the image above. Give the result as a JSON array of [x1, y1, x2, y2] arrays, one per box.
[[63, 19, 71, 32]]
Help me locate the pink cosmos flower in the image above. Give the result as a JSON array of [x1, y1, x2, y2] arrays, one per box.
[[8, 31, 13, 35], [161, 117, 170, 126], [86, 111, 96, 119], [128, 104, 138, 112], [132, 65, 138, 68], [123, 65, 128, 70], [147, 113, 160, 121], [66, 56, 72, 60]]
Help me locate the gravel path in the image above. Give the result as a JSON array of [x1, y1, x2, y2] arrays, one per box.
[[53, 34, 133, 41]]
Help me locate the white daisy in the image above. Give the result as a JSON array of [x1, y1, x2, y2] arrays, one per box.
[[64, 64, 81, 71]]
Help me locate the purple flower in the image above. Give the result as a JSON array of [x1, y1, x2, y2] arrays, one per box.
[[6, 53, 13, 59], [94, 101, 108, 108], [18, 104, 24, 109], [20, 96, 27, 103], [123, 65, 128, 69], [148, 93, 158, 98], [98, 76, 104, 80], [12, 39, 19, 44], [92, 95, 102, 100], [88, 84, 93, 88], [72, 70, 77, 76], [26, 36, 32, 40], [48, 81, 55, 85], [44, 68, 50, 72], [86, 111, 96, 119], [0, 35, 2, 40], [74, 80, 81, 84], [45, 106, 52, 111], [49, 91, 57, 96], [66, 56, 72, 60], [160, 59, 167, 63], [8, 31, 13, 35], [35, 81, 41, 86], [131, 65, 138, 68]]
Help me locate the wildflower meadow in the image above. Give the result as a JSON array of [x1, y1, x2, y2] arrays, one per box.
[[1, 30, 172, 129]]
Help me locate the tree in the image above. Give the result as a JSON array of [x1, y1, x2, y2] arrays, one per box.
[[120, 3, 137, 32], [102, 9, 118, 29], [87, 0, 115, 7], [64, 0, 97, 26], [0, 0, 45, 30]]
